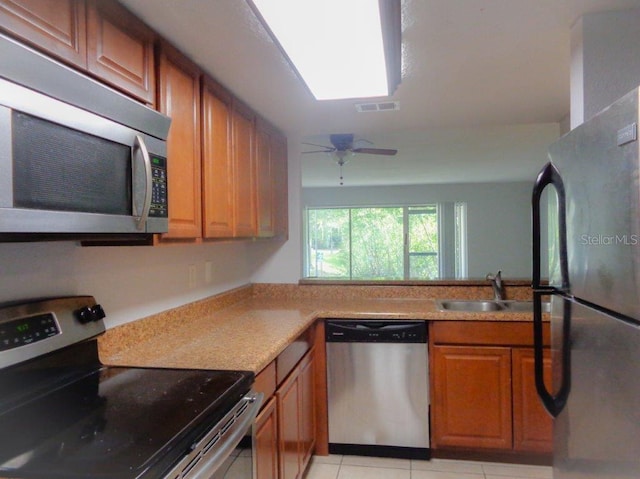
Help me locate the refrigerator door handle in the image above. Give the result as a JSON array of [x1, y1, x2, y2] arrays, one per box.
[[533, 291, 571, 417], [531, 161, 569, 291], [532, 161, 571, 417]]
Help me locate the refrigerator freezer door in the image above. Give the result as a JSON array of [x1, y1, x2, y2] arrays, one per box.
[[548, 88, 640, 320], [554, 299, 640, 478]]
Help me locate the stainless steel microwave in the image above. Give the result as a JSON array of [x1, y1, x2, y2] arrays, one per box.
[[0, 34, 171, 236]]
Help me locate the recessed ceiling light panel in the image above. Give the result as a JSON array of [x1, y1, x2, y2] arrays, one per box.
[[249, 0, 400, 101]]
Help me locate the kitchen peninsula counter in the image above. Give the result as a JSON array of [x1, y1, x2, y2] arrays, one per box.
[[98, 283, 541, 374]]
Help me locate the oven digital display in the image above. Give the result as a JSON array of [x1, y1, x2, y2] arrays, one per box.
[[0, 313, 59, 352]]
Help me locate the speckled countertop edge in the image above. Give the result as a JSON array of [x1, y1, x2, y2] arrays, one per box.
[[98, 283, 542, 374]]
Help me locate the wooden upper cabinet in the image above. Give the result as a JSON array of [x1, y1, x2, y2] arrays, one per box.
[[157, 43, 202, 241], [201, 76, 234, 239], [86, 0, 155, 105], [0, 1, 288, 244], [0, 0, 155, 103], [0, 0, 87, 67], [232, 101, 256, 238], [255, 117, 288, 239], [255, 120, 275, 238], [271, 132, 288, 239]]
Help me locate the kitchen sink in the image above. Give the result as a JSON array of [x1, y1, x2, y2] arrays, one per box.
[[436, 300, 505, 312], [435, 300, 550, 313]]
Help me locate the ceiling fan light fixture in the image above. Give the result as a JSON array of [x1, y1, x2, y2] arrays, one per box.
[[248, 0, 401, 101]]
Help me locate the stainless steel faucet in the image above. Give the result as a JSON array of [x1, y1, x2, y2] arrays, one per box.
[[486, 270, 504, 301]]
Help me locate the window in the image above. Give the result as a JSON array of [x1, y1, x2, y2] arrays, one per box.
[[305, 203, 467, 280]]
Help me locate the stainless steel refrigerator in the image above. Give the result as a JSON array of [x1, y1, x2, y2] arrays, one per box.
[[532, 86, 640, 478]]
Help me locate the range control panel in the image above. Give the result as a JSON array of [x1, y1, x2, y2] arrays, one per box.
[[0, 313, 60, 352], [0, 296, 106, 368]]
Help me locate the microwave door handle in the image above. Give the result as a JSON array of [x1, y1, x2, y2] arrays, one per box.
[[134, 135, 153, 231]]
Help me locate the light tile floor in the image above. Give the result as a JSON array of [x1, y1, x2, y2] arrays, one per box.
[[303, 455, 553, 479]]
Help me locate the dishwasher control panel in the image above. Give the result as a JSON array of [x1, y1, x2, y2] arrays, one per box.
[[325, 320, 427, 343]]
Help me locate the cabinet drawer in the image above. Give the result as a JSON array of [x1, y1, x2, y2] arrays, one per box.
[[276, 325, 314, 385], [431, 321, 550, 347], [255, 360, 276, 401]]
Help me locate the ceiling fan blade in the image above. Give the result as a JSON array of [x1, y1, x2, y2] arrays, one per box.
[[302, 142, 335, 150], [302, 149, 336, 154], [352, 147, 398, 156]]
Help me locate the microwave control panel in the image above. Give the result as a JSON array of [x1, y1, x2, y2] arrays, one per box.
[[150, 156, 168, 218]]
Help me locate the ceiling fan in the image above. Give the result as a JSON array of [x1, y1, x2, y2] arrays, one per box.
[[302, 134, 397, 185]]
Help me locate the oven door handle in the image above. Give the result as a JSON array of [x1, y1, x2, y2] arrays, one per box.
[[186, 392, 263, 479]]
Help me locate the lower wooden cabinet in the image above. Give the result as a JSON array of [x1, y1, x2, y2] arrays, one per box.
[[254, 346, 315, 479], [277, 349, 315, 479], [432, 345, 513, 449], [430, 321, 552, 455], [512, 347, 553, 453], [298, 350, 316, 470], [255, 396, 279, 479]]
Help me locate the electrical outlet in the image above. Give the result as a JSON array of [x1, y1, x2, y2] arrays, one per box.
[[205, 261, 213, 284], [188, 264, 197, 288]]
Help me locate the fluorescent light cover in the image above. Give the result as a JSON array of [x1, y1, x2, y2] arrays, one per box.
[[251, 0, 389, 100]]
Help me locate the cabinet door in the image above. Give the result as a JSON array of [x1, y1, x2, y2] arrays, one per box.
[[157, 44, 202, 241], [201, 76, 234, 238], [271, 133, 288, 239], [0, 0, 86, 67], [231, 102, 256, 237], [512, 347, 553, 453], [255, 396, 279, 479], [255, 122, 274, 238], [432, 345, 512, 450], [277, 368, 300, 479], [298, 350, 315, 472], [86, 0, 154, 104]]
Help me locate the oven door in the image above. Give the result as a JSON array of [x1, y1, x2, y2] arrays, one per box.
[[210, 425, 255, 479], [163, 392, 262, 479]]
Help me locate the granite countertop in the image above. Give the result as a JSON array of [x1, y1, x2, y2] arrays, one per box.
[[98, 293, 538, 374]]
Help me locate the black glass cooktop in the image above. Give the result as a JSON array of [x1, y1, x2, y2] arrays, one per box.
[[0, 341, 253, 479]]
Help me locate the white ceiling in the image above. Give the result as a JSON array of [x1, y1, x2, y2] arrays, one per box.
[[120, 0, 640, 186]]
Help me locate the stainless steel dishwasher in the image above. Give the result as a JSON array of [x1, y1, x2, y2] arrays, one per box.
[[325, 320, 430, 459]]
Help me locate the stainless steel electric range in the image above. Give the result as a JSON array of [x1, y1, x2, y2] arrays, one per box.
[[0, 296, 261, 479]]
